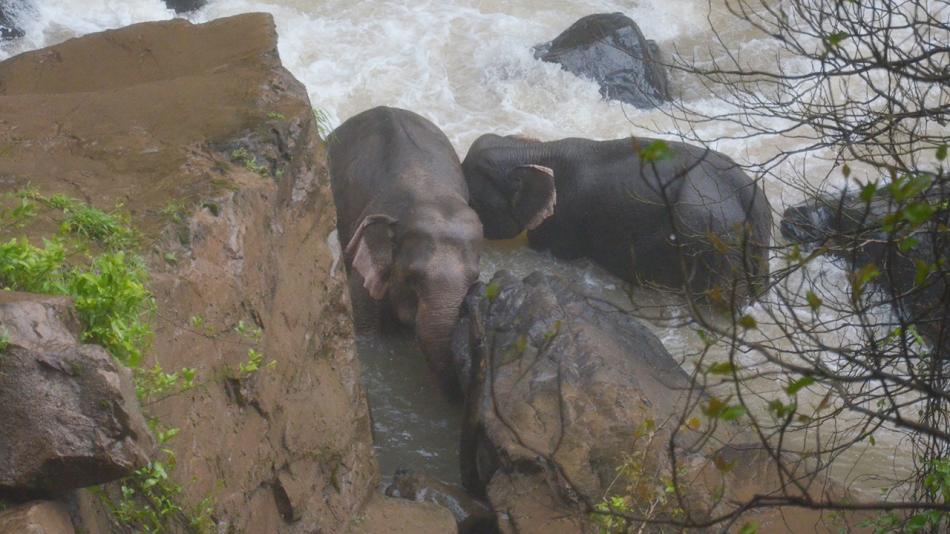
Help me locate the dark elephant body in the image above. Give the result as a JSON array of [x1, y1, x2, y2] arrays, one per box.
[[329, 107, 482, 392], [782, 188, 948, 354], [462, 134, 772, 301]]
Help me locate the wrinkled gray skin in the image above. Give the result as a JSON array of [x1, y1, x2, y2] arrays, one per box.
[[782, 190, 948, 353], [462, 134, 772, 302], [329, 107, 483, 394], [533, 12, 669, 109]]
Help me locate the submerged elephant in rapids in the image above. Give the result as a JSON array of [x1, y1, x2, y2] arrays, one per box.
[[782, 187, 948, 354], [328, 106, 483, 393], [461, 134, 772, 301]]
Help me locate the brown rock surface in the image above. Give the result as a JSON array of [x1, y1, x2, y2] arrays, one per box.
[[0, 293, 153, 498], [385, 469, 495, 533], [0, 501, 75, 534], [1, 13, 377, 532], [348, 493, 458, 534]]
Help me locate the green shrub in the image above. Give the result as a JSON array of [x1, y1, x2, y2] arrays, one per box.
[[46, 194, 138, 250], [0, 238, 153, 367], [67, 252, 154, 366], [0, 238, 67, 293]]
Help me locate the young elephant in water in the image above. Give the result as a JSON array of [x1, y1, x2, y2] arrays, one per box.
[[461, 134, 772, 302], [329, 107, 483, 393]]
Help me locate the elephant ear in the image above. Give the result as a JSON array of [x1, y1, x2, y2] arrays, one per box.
[[510, 164, 556, 231], [344, 214, 398, 300]]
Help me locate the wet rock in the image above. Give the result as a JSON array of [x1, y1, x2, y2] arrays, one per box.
[[453, 271, 703, 530], [348, 493, 457, 534], [164, 0, 206, 13], [0, 13, 377, 532], [534, 13, 669, 108], [781, 188, 948, 353], [452, 272, 856, 532], [385, 469, 496, 533], [0, 500, 74, 534], [0, 0, 26, 41], [0, 293, 153, 498]]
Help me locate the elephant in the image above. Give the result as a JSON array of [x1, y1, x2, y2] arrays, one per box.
[[328, 106, 483, 394], [461, 134, 772, 302], [781, 187, 948, 354]]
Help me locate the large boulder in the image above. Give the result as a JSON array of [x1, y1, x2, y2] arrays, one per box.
[[0, 293, 153, 498], [385, 469, 495, 533], [164, 0, 206, 13], [0, 0, 26, 40], [534, 13, 669, 109], [451, 272, 852, 532], [346, 493, 458, 534], [451, 271, 715, 531], [0, 13, 377, 532]]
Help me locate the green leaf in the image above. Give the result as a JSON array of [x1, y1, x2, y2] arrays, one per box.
[[824, 31, 848, 47], [639, 140, 672, 162], [904, 202, 935, 225], [898, 236, 920, 253], [768, 399, 794, 418], [841, 164, 851, 178], [786, 376, 815, 395], [851, 263, 880, 289], [696, 329, 716, 347], [703, 397, 745, 420], [709, 362, 736, 375], [739, 522, 758, 534], [914, 259, 933, 286], [485, 281, 501, 302], [513, 334, 528, 355], [937, 144, 947, 161], [859, 181, 878, 203], [719, 405, 746, 421], [805, 290, 822, 311], [737, 314, 757, 329]]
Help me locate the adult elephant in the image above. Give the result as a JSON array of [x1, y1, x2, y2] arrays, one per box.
[[329, 107, 483, 393], [461, 134, 772, 302]]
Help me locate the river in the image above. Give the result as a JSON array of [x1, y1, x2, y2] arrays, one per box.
[[1, 0, 910, 495]]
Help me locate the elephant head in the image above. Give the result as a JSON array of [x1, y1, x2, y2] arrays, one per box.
[[344, 203, 482, 393], [461, 134, 556, 239]]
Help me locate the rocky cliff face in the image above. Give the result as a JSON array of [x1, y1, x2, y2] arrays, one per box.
[[0, 13, 380, 532]]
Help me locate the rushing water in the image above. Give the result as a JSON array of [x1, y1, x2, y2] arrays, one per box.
[[1, 0, 916, 491]]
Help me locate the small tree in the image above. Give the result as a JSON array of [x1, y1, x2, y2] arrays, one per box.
[[601, 0, 949, 531]]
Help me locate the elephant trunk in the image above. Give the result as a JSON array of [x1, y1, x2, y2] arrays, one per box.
[[416, 294, 468, 397]]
